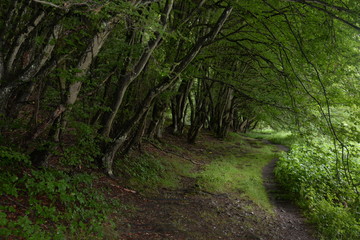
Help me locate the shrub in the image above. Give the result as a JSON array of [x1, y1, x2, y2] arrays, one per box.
[[275, 140, 360, 239], [0, 147, 118, 239]]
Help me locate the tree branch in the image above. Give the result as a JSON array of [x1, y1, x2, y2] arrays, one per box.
[[32, 0, 64, 9], [282, 0, 360, 31], [283, 0, 358, 14], [197, 76, 292, 111], [31, 0, 96, 12]]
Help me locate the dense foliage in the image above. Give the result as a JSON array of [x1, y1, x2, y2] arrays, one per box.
[[1, 0, 360, 238], [276, 138, 360, 239], [0, 146, 118, 239]]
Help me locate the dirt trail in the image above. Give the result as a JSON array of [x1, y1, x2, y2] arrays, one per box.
[[113, 138, 317, 240], [262, 143, 317, 240]]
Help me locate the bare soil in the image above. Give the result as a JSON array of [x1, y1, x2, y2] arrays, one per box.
[[104, 133, 318, 240], [262, 143, 316, 240]]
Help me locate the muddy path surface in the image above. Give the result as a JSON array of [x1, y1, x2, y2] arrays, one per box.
[[262, 143, 316, 240], [110, 136, 317, 240]]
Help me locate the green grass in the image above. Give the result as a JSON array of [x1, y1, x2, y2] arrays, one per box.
[[196, 136, 279, 212], [244, 129, 296, 146], [115, 151, 194, 193], [159, 156, 194, 189], [115, 132, 281, 213]]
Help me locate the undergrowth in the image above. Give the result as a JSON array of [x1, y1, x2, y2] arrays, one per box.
[[273, 136, 360, 239], [245, 129, 296, 146], [0, 146, 119, 239], [114, 151, 193, 193], [196, 134, 278, 212], [246, 129, 360, 239]]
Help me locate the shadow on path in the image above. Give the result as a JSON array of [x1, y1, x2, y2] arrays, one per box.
[[114, 137, 319, 240], [262, 142, 317, 240]]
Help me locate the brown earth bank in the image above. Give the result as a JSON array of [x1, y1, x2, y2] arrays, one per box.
[[99, 132, 317, 240]]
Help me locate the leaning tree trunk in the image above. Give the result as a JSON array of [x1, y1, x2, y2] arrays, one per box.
[[217, 87, 234, 138], [101, 89, 161, 176], [123, 110, 149, 154], [187, 98, 208, 144], [100, 37, 161, 137], [187, 78, 211, 143], [238, 118, 247, 133], [29, 18, 117, 141], [100, 0, 174, 137], [27, 17, 117, 167], [0, 22, 61, 114], [147, 98, 168, 139], [171, 78, 193, 135], [210, 84, 234, 138], [101, 6, 233, 176]]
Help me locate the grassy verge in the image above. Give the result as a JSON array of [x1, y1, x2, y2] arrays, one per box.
[[195, 133, 279, 212], [244, 129, 296, 146], [246, 130, 360, 239], [114, 148, 194, 193], [113, 132, 280, 213], [275, 141, 360, 240]]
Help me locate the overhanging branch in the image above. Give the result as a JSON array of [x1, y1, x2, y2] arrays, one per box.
[[282, 0, 360, 31], [196, 76, 293, 111]]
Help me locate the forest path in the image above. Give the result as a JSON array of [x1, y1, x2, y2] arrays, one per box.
[[109, 134, 317, 240], [262, 143, 316, 240]]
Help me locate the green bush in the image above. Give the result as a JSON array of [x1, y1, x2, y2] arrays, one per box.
[[309, 200, 360, 240], [0, 147, 118, 239], [60, 122, 103, 167], [0, 146, 30, 197], [275, 140, 360, 239]]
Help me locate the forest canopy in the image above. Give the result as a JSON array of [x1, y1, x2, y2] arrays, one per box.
[[1, 0, 359, 172], [0, 0, 360, 238]]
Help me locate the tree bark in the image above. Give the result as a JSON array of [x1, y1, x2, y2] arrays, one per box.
[[6, 11, 46, 73], [187, 78, 212, 143], [124, 110, 149, 154], [171, 78, 193, 135], [30, 18, 116, 140], [216, 87, 234, 138], [0, 45, 4, 82], [147, 99, 168, 139], [0, 24, 61, 113], [102, 6, 233, 176], [101, 0, 174, 137]]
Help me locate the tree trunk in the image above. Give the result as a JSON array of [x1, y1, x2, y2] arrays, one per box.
[[6, 11, 46, 73], [101, 5, 233, 176], [124, 110, 149, 154], [147, 99, 168, 139], [217, 87, 234, 138], [29, 18, 116, 140], [239, 118, 248, 133], [187, 103, 207, 144], [171, 78, 193, 135], [101, 0, 174, 137], [187, 79, 210, 143], [0, 24, 61, 113]]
